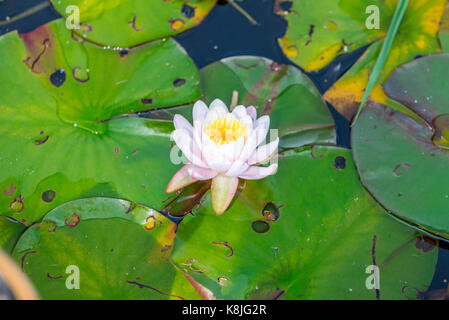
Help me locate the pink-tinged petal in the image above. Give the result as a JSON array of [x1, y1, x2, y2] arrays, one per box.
[[231, 105, 247, 119], [211, 174, 239, 215], [188, 166, 217, 180], [173, 129, 207, 168], [193, 100, 208, 122], [166, 164, 198, 193], [209, 98, 229, 116], [248, 138, 279, 165], [225, 160, 249, 177], [173, 114, 193, 133], [184, 273, 216, 300], [246, 106, 257, 121], [239, 164, 278, 180]]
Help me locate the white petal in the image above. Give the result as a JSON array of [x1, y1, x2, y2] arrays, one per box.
[[239, 164, 278, 180], [202, 108, 221, 129], [225, 160, 249, 177], [238, 127, 265, 162], [216, 136, 245, 162], [231, 105, 247, 119], [209, 98, 229, 117], [248, 138, 279, 165], [254, 115, 270, 146], [173, 114, 193, 133], [193, 100, 208, 122], [239, 114, 253, 132], [207, 156, 232, 173], [173, 129, 207, 168], [255, 115, 270, 130]]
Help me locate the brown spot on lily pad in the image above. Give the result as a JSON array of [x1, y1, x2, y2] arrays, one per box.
[[393, 163, 411, 177], [10, 195, 24, 213], [169, 18, 185, 32], [79, 23, 92, 33], [34, 135, 49, 145], [64, 213, 80, 228], [3, 183, 16, 196], [72, 67, 89, 83], [47, 221, 57, 232], [128, 14, 144, 31], [212, 241, 234, 257], [217, 276, 230, 287], [144, 216, 156, 230], [415, 235, 438, 252]]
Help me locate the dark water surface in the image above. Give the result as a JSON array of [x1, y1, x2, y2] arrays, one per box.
[[1, 0, 448, 297]]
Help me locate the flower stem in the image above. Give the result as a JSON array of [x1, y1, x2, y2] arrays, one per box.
[[351, 0, 409, 126], [226, 0, 258, 25], [230, 90, 239, 110], [0, 1, 51, 26]]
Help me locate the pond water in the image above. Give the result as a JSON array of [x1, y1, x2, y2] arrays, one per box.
[[1, 0, 448, 299]]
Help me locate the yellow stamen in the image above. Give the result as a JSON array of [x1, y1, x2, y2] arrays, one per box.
[[205, 115, 246, 146]]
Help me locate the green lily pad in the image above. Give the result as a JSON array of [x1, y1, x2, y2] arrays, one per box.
[[0, 216, 26, 253], [353, 54, 449, 239], [0, 19, 200, 224], [50, 0, 216, 48], [172, 146, 437, 299], [12, 197, 201, 299], [438, 3, 449, 52], [275, 0, 446, 120], [147, 56, 336, 150]]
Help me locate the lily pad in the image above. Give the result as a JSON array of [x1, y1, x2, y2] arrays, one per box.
[[147, 56, 336, 150], [12, 197, 201, 299], [438, 3, 449, 52], [50, 0, 216, 48], [352, 54, 449, 239], [0, 216, 26, 253], [275, 0, 446, 120], [0, 19, 200, 224], [172, 146, 437, 299]]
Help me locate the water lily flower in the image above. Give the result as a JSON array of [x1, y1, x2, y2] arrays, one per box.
[[166, 99, 278, 215]]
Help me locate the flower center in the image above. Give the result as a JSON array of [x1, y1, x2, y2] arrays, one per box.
[[205, 115, 246, 146]]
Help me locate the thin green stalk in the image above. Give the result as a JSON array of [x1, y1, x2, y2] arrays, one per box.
[[351, 0, 409, 126], [0, 1, 50, 26], [227, 0, 258, 25]]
